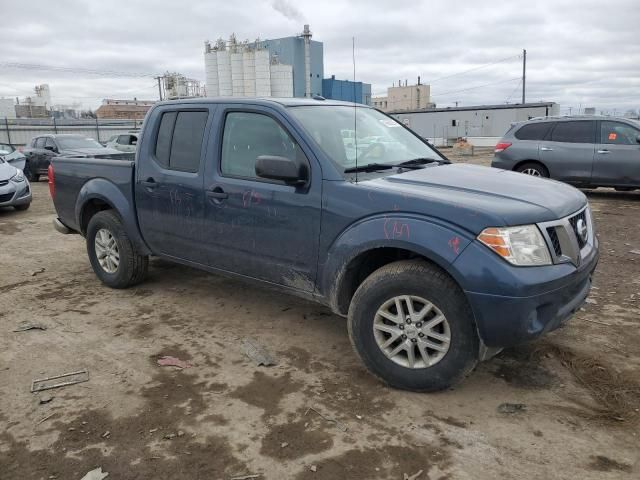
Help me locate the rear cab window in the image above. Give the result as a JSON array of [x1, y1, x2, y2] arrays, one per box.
[[549, 121, 595, 143], [154, 110, 208, 172], [515, 122, 552, 140]]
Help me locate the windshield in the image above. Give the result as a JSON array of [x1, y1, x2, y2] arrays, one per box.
[[288, 105, 442, 171], [56, 136, 103, 150], [0, 143, 14, 155]]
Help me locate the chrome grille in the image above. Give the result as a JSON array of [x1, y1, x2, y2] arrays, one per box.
[[546, 227, 562, 256], [568, 210, 588, 249], [538, 205, 594, 266]]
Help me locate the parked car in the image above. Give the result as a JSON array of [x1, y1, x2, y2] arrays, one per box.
[[492, 116, 640, 190], [0, 156, 31, 210], [49, 98, 598, 392], [22, 134, 124, 181], [0, 143, 26, 171], [105, 132, 139, 153]]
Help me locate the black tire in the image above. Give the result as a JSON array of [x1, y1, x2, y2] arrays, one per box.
[[348, 260, 478, 392], [86, 210, 148, 289], [23, 162, 39, 182], [516, 161, 549, 178], [14, 203, 30, 211]]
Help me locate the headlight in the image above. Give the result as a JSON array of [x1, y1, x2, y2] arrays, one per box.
[[478, 225, 551, 266], [10, 170, 25, 182]]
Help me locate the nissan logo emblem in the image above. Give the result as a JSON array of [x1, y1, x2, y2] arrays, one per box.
[[576, 218, 588, 243]]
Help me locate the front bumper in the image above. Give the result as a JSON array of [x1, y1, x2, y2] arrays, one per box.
[[454, 237, 599, 348], [0, 180, 32, 207]]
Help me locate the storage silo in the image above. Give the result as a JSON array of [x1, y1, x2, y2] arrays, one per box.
[[204, 48, 219, 97], [217, 50, 232, 96], [270, 64, 293, 97], [231, 50, 245, 96], [243, 50, 256, 97], [254, 49, 272, 97]]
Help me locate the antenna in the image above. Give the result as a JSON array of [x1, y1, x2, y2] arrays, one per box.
[[353, 36, 358, 184]]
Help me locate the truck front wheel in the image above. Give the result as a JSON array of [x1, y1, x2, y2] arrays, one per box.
[[86, 210, 148, 288], [347, 260, 478, 392]]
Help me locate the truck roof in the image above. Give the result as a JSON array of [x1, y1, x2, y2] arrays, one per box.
[[154, 97, 372, 108]]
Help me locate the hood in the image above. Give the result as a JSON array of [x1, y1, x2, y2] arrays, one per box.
[[61, 147, 122, 156], [0, 160, 18, 181], [364, 163, 586, 233]]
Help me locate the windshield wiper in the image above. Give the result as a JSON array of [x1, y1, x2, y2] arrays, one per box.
[[395, 158, 441, 168], [344, 163, 395, 173]]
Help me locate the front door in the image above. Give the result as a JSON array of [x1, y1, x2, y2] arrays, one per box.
[[540, 120, 596, 183], [592, 120, 640, 187], [203, 106, 322, 292], [135, 106, 213, 263]]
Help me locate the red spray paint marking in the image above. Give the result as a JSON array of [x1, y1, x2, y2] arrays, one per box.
[[448, 236, 461, 254], [242, 190, 262, 208], [384, 219, 410, 240]]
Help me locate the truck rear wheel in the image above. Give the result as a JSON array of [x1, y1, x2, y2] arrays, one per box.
[[347, 260, 478, 392], [86, 210, 148, 288]]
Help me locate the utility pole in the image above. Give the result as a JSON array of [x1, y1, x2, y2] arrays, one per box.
[[155, 76, 163, 101], [521, 49, 527, 104]]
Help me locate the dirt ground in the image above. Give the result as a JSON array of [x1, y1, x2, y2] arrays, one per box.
[[1, 148, 639, 479]]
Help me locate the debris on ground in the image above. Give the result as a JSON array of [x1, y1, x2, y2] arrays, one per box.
[[310, 465, 317, 472], [241, 337, 277, 366], [157, 356, 192, 369], [280, 442, 289, 448], [38, 394, 54, 405], [404, 470, 424, 480], [164, 433, 177, 440], [497, 403, 528, 414], [305, 406, 348, 432], [36, 412, 56, 425], [30, 267, 46, 276], [629, 250, 640, 255], [31, 369, 89, 392], [13, 321, 47, 332], [230, 475, 261, 480], [584, 298, 598, 305], [177, 430, 185, 437], [79, 467, 109, 480], [101, 431, 111, 438]]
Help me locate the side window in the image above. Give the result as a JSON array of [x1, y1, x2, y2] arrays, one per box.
[[220, 111, 305, 180], [45, 138, 56, 150], [117, 135, 129, 145], [600, 121, 640, 145], [515, 122, 552, 140], [35, 137, 46, 149], [550, 121, 594, 143], [154, 111, 208, 171]]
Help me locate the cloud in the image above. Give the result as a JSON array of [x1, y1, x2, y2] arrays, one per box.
[[271, 0, 304, 22]]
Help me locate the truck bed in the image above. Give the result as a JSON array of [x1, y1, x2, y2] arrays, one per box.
[[52, 155, 136, 233]]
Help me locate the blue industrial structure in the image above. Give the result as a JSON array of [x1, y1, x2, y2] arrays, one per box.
[[256, 37, 324, 98], [322, 76, 372, 105]]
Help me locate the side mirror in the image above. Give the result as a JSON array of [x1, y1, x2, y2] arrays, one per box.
[[636, 135, 640, 144], [255, 155, 308, 185], [44, 145, 57, 153]]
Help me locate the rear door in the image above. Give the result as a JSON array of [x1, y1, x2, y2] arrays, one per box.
[[509, 121, 553, 162], [30, 137, 46, 171], [135, 106, 214, 263], [41, 137, 58, 173], [540, 120, 596, 183], [202, 105, 322, 291], [592, 120, 640, 187]]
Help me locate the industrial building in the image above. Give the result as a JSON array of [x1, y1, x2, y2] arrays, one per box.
[[391, 102, 560, 145], [95, 98, 155, 119], [0, 98, 15, 119], [373, 80, 433, 112], [321, 76, 372, 105], [204, 25, 323, 99]]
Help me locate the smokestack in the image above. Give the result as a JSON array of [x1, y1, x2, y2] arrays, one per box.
[[301, 25, 312, 97]]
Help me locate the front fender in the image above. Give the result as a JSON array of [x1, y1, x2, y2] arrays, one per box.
[[76, 178, 151, 255], [321, 214, 475, 311]]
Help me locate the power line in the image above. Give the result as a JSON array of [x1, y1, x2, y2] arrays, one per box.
[[0, 62, 156, 78], [430, 77, 521, 98], [504, 78, 523, 104], [426, 54, 522, 84]]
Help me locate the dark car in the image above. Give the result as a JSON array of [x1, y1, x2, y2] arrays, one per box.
[[492, 116, 640, 190], [22, 134, 124, 181], [49, 98, 598, 392]]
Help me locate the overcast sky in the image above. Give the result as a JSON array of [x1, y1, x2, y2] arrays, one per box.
[[0, 0, 638, 114]]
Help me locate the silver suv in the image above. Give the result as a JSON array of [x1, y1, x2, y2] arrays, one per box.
[[492, 116, 640, 190]]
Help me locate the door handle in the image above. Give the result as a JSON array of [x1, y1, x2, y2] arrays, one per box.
[[597, 149, 610, 154], [206, 187, 228, 200], [140, 178, 157, 189], [540, 146, 553, 151]]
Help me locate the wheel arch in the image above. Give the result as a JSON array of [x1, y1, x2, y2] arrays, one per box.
[[513, 159, 549, 176]]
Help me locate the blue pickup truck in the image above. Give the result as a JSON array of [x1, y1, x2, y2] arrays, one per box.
[[49, 98, 599, 392]]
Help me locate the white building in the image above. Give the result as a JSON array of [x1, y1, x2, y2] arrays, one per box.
[[0, 98, 16, 119]]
